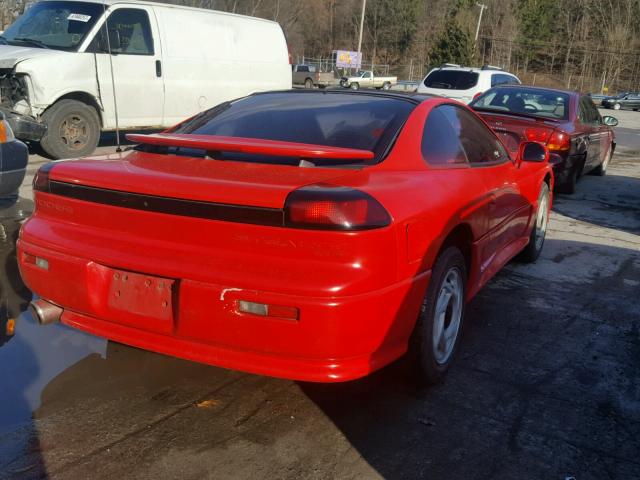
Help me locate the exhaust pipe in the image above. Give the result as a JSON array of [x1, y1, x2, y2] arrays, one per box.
[[29, 299, 63, 325]]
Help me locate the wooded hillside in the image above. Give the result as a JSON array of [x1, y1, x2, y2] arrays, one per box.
[[2, 0, 639, 93]]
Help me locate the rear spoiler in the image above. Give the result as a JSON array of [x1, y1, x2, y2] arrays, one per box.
[[125, 133, 375, 160]]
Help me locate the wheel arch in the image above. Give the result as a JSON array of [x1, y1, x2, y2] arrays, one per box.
[[437, 223, 474, 279], [44, 92, 103, 127]]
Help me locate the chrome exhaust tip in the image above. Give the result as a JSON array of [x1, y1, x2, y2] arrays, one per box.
[[28, 299, 63, 325]]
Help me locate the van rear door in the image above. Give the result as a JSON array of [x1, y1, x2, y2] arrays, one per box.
[[86, 5, 164, 129]]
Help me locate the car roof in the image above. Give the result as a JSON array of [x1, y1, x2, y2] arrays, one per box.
[[253, 89, 437, 104]]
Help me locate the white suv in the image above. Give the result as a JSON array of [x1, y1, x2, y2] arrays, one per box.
[[417, 64, 521, 103]]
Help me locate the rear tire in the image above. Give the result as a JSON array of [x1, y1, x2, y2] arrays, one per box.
[[410, 246, 467, 384], [40, 99, 101, 159], [304, 78, 313, 89], [382, 82, 391, 90], [557, 165, 578, 194], [519, 182, 550, 263]]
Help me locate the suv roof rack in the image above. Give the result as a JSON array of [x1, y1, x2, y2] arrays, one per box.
[[481, 65, 502, 71], [439, 63, 461, 68]]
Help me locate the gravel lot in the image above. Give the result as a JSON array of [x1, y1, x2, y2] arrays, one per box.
[[1, 110, 638, 480]]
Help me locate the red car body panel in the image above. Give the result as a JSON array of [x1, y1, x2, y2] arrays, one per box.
[[18, 95, 553, 382]]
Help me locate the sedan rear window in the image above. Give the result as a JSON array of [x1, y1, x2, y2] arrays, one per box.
[[424, 70, 479, 90], [169, 92, 416, 165], [471, 87, 570, 120]]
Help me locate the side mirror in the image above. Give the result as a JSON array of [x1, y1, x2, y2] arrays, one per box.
[[519, 141, 548, 164], [602, 116, 618, 127]]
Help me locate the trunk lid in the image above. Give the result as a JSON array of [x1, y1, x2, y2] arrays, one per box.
[[476, 111, 559, 153]]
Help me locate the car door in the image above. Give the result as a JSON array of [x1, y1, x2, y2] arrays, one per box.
[[455, 106, 531, 263], [578, 96, 604, 171], [86, 5, 164, 129], [423, 104, 530, 274]]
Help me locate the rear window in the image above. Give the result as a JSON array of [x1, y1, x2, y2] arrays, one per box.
[[169, 92, 416, 165], [471, 87, 570, 120], [424, 70, 479, 90]]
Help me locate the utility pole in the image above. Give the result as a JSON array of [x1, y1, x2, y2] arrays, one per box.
[[474, 3, 487, 48], [357, 0, 367, 70]]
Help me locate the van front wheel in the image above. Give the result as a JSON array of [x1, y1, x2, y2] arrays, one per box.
[[40, 100, 101, 159]]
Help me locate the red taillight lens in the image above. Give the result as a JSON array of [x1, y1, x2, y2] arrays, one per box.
[[525, 127, 551, 143], [33, 163, 53, 192], [284, 185, 391, 230], [547, 130, 571, 152]]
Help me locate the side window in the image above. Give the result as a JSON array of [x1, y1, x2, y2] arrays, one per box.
[[88, 8, 154, 55], [422, 106, 468, 165], [297, 65, 309, 73], [455, 107, 510, 164], [579, 97, 600, 125], [491, 74, 518, 87]]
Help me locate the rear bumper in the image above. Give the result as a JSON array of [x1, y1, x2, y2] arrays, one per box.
[[549, 152, 582, 185], [18, 238, 430, 382]]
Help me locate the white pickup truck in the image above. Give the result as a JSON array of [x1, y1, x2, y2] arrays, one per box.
[[340, 71, 397, 90]]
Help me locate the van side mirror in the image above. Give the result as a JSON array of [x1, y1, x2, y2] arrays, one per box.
[[519, 141, 548, 164], [602, 116, 618, 127]]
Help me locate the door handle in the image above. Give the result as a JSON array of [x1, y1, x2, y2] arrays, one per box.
[[155, 59, 162, 78]]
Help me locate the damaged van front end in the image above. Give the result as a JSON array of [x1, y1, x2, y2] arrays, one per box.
[[0, 60, 47, 142]]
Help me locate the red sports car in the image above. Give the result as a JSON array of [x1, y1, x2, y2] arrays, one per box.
[[470, 85, 617, 193], [19, 91, 553, 383]]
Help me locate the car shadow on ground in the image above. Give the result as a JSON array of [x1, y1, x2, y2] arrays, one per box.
[[552, 172, 640, 236], [300, 237, 640, 479]]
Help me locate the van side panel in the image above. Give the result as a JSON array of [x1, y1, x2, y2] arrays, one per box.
[[156, 6, 291, 126]]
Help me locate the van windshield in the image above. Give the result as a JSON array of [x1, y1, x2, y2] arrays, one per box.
[[1, 1, 103, 51]]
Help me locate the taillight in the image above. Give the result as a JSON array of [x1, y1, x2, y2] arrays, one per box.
[[284, 184, 391, 230], [547, 130, 571, 152], [525, 127, 551, 143], [33, 163, 54, 192]]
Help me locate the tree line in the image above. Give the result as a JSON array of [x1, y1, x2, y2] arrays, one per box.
[[3, 0, 638, 93]]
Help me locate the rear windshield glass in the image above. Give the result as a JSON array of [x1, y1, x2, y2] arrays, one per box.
[[424, 70, 479, 90], [471, 87, 570, 120], [167, 92, 416, 166]]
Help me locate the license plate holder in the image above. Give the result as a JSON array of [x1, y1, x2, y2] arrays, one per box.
[[107, 268, 174, 322]]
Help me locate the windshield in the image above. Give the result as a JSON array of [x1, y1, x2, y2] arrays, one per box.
[[424, 70, 479, 90], [163, 92, 416, 166], [2, 1, 103, 51], [471, 87, 570, 120]]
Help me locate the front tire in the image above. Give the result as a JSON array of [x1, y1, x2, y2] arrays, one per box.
[[40, 99, 101, 159], [613, 103, 621, 110], [411, 246, 467, 384], [350, 82, 360, 90], [519, 182, 550, 263]]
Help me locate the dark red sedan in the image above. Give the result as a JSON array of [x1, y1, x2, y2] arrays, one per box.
[[471, 85, 617, 193], [20, 91, 552, 383]]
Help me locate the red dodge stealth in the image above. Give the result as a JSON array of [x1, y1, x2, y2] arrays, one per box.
[[19, 90, 553, 383]]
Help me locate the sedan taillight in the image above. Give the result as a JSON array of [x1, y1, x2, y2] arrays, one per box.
[[547, 130, 571, 152]]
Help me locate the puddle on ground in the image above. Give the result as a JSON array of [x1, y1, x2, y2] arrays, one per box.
[[0, 197, 107, 433]]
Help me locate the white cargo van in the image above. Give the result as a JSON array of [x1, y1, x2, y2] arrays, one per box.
[[0, 0, 291, 158]]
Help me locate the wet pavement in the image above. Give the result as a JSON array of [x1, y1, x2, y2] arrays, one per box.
[[0, 137, 639, 479]]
